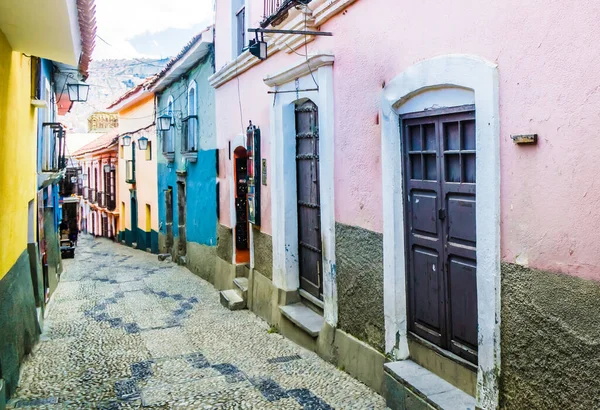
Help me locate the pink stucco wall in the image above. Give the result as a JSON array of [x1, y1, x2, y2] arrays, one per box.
[[214, 0, 600, 280]]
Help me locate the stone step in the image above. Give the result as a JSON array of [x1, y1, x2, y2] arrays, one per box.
[[233, 277, 248, 301], [384, 360, 475, 410], [279, 303, 324, 338], [220, 289, 246, 311]]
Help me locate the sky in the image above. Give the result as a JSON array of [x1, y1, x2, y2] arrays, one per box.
[[93, 0, 213, 60]]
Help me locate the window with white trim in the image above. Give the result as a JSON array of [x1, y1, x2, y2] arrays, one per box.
[[162, 96, 175, 154], [183, 81, 198, 152]]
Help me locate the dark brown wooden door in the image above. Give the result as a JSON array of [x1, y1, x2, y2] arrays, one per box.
[[165, 187, 173, 253], [177, 181, 186, 256], [295, 101, 323, 299], [402, 107, 477, 364]]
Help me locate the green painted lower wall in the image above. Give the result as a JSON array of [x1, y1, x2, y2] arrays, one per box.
[[0, 250, 39, 399], [187, 241, 217, 283], [119, 229, 158, 254], [501, 263, 600, 409], [335, 222, 385, 353]]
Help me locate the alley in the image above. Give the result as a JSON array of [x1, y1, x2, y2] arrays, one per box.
[[7, 236, 386, 410]]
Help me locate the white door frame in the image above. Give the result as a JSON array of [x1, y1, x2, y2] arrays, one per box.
[[380, 54, 500, 409], [265, 54, 338, 326]]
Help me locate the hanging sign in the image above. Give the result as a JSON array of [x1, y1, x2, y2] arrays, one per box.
[[246, 123, 261, 226]]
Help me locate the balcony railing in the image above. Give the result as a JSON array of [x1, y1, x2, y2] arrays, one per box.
[[126, 160, 135, 183], [41, 122, 67, 173], [261, 0, 309, 27], [107, 192, 116, 211], [98, 191, 106, 208]]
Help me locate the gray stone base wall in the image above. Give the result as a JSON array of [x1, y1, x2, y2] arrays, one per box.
[[216, 224, 232, 264], [214, 256, 237, 291], [0, 250, 39, 400], [501, 263, 600, 409], [252, 228, 273, 281], [186, 242, 217, 284], [158, 233, 167, 255], [335, 222, 385, 353]]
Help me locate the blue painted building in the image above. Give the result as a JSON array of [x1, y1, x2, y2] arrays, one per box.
[[152, 28, 218, 281]]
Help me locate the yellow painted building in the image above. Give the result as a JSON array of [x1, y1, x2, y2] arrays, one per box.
[[107, 79, 159, 253], [0, 0, 96, 402]]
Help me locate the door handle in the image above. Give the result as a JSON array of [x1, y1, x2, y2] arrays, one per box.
[[438, 209, 446, 220]]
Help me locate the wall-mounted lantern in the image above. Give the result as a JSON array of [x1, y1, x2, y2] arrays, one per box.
[[67, 82, 90, 102], [103, 164, 111, 173], [249, 35, 267, 60], [138, 136, 149, 150], [158, 115, 172, 131], [122, 135, 132, 146]]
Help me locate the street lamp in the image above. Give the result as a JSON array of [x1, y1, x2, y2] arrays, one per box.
[[103, 164, 111, 173], [138, 136, 149, 150], [158, 115, 172, 131], [122, 135, 131, 146], [67, 82, 90, 102]]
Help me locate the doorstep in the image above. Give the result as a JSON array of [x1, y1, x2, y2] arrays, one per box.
[[279, 303, 324, 338], [384, 360, 475, 410]]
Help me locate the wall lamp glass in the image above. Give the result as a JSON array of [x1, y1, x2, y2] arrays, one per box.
[[158, 115, 172, 131], [138, 136, 149, 150], [67, 82, 90, 102], [122, 135, 132, 146]]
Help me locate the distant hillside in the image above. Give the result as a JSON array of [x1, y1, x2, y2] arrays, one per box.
[[61, 58, 169, 133]]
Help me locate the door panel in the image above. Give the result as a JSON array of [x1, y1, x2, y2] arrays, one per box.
[[296, 101, 322, 299], [411, 246, 443, 345], [447, 256, 478, 363], [403, 108, 478, 365], [447, 195, 476, 245], [411, 191, 438, 237]]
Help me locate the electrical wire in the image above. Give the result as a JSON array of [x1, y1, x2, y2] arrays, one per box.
[[96, 35, 168, 68]]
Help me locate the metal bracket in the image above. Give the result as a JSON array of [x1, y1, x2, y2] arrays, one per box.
[[248, 28, 332, 36]]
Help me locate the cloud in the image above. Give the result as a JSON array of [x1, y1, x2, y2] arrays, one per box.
[[94, 0, 213, 59]]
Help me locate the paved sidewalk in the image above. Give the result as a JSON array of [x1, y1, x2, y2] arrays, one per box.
[[8, 235, 387, 409]]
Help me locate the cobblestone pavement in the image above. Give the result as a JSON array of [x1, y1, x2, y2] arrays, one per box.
[[8, 235, 387, 409]]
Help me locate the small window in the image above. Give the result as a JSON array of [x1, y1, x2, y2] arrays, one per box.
[[233, 0, 246, 56]]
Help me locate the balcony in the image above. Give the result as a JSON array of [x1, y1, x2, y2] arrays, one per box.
[[106, 192, 116, 211], [126, 160, 135, 183], [181, 115, 198, 162], [98, 191, 106, 208], [41, 123, 67, 173], [89, 188, 97, 204], [261, 0, 310, 27]]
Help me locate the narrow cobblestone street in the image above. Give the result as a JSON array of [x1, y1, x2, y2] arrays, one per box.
[[7, 236, 387, 409]]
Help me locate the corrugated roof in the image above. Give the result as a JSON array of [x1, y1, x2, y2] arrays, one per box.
[[72, 130, 119, 157]]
